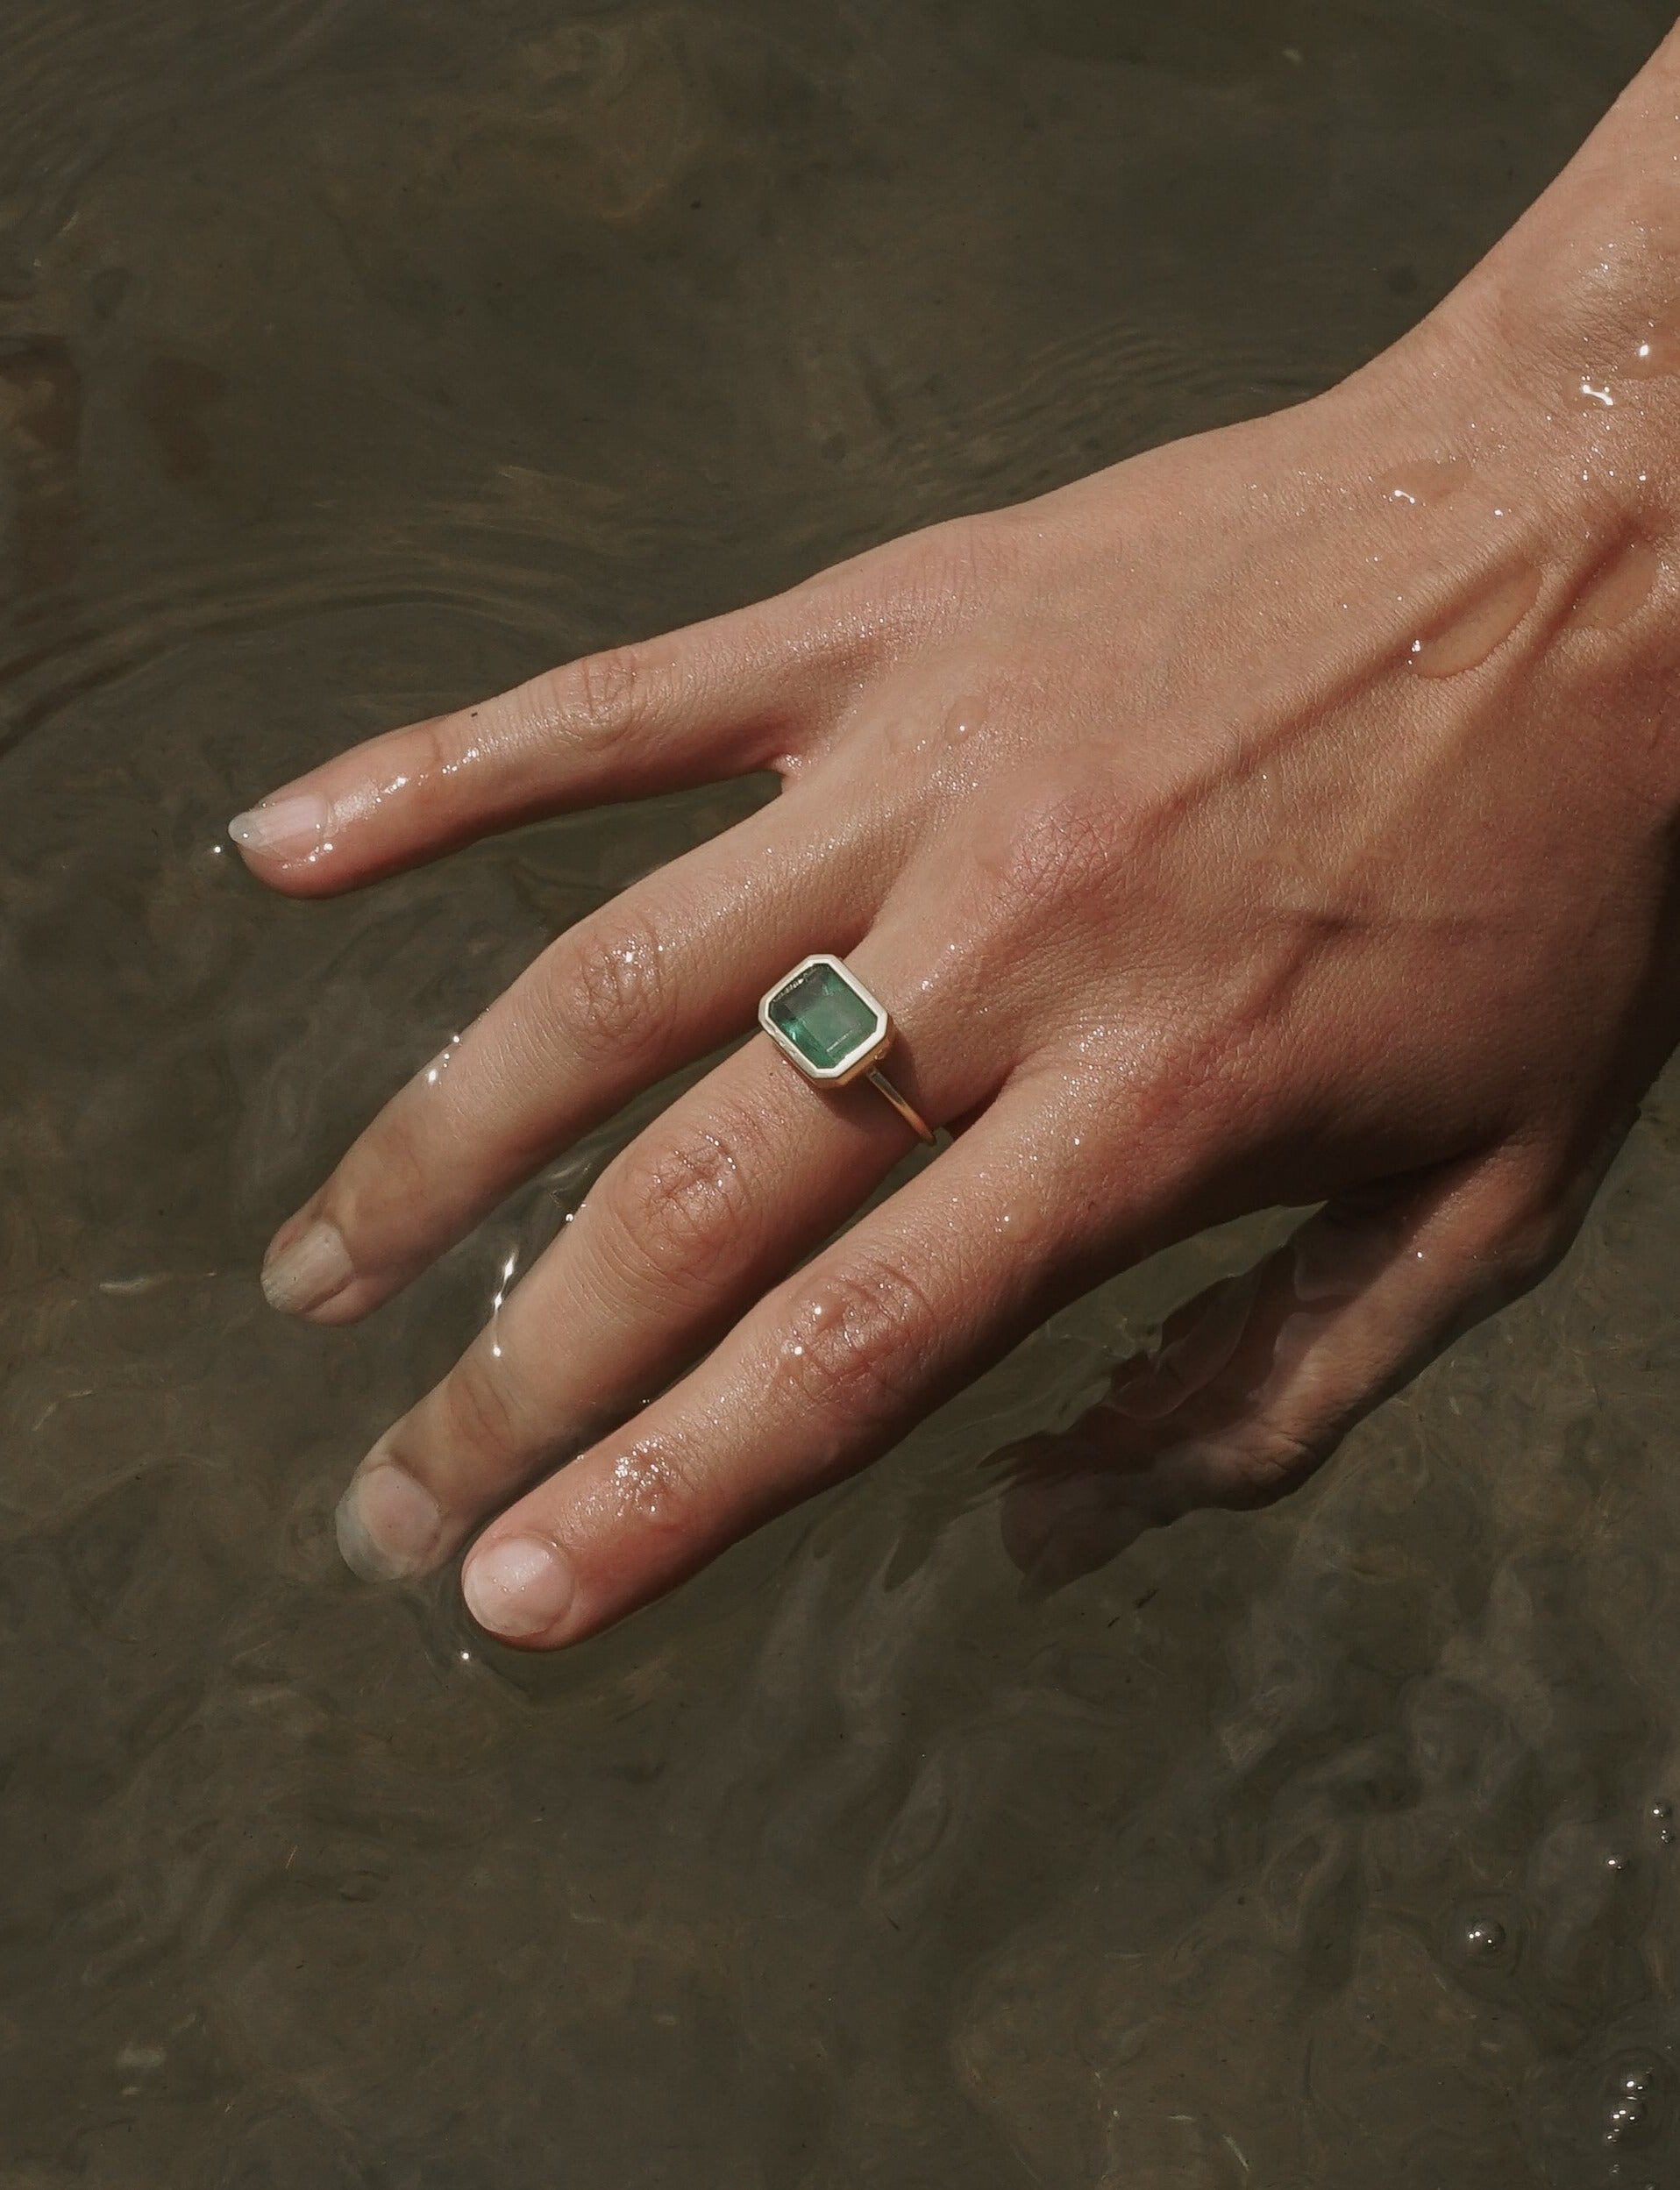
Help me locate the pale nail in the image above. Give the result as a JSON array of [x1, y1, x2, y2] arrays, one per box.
[[462, 1535, 576, 1640], [335, 1457, 446, 1582], [228, 792, 330, 861], [260, 1219, 353, 1316]]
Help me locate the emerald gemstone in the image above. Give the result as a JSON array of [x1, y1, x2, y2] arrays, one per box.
[[765, 960, 883, 1074]]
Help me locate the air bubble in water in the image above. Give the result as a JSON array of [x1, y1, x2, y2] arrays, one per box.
[[1600, 2051, 1666, 2151], [1605, 2098, 1646, 2144]]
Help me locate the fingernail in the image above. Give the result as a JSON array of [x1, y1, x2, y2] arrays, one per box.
[[228, 792, 329, 861], [335, 1456, 446, 1582], [462, 1535, 576, 1641], [260, 1219, 353, 1316]]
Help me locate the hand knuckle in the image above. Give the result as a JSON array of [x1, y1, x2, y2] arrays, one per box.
[[851, 518, 1020, 661], [552, 914, 669, 1066], [915, 514, 1019, 612], [605, 1120, 756, 1295], [992, 775, 1122, 926], [1495, 1186, 1574, 1274], [445, 1347, 535, 1464], [778, 1255, 936, 1422], [1438, 1177, 1573, 1312], [560, 643, 649, 743], [1228, 1426, 1321, 1504], [602, 1434, 705, 1539]]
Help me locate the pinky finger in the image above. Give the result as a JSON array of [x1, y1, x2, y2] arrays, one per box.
[[999, 1135, 1625, 1587]]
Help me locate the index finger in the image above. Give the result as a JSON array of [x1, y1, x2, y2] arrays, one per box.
[[227, 593, 855, 896]]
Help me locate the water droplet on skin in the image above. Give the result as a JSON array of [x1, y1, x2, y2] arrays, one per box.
[[942, 693, 986, 744], [1578, 380, 1616, 409], [1407, 565, 1541, 678], [1377, 456, 1468, 508], [1570, 537, 1662, 631], [609, 1441, 680, 1523], [422, 1030, 463, 1088], [1627, 326, 1680, 380]]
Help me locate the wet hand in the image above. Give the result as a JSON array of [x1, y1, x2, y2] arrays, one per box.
[[231, 253, 1680, 1644]]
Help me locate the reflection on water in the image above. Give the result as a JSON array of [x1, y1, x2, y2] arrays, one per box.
[[3, 0, 1677, 2179]]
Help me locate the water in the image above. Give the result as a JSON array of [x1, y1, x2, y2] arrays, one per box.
[[4, 0, 1679, 2180]]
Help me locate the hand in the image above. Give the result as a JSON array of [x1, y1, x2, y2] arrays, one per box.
[[231, 70, 1680, 1646]]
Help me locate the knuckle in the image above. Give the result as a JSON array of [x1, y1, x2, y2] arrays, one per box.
[[602, 1119, 757, 1296], [1434, 1166, 1578, 1315], [1235, 1426, 1321, 1503], [857, 516, 1022, 658], [990, 774, 1123, 928], [912, 514, 1020, 614], [602, 1433, 706, 1540], [331, 1102, 435, 1242], [556, 643, 650, 744], [1488, 1202, 1571, 1298], [550, 914, 670, 1067], [776, 1255, 938, 1426], [1208, 1425, 1322, 1511], [444, 1345, 537, 1465]]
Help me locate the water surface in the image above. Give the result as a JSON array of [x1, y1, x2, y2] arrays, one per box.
[[4, 2, 1680, 2182]]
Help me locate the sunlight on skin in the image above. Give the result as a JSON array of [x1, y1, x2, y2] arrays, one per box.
[[231, 29, 1680, 1648]]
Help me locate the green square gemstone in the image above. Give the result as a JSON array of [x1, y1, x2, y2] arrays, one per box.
[[767, 962, 880, 1073]]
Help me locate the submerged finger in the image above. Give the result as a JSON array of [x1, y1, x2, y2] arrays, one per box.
[[998, 1141, 1612, 1586]]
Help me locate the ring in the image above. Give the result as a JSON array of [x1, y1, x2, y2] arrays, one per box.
[[758, 953, 935, 1145]]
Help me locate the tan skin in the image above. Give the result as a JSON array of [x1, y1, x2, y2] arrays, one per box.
[[231, 27, 1680, 1646]]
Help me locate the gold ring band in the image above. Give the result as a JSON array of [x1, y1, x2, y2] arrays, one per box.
[[758, 953, 936, 1147], [866, 1066, 935, 1145]]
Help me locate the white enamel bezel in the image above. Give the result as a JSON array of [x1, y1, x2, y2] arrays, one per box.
[[758, 952, 893, 1084]]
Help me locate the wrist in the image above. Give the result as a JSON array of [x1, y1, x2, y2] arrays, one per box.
[[1424, 22, 1680, 519], [1367, 23, 1680, 828]]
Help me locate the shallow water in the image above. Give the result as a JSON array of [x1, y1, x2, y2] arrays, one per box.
[[4, 1, 1680, 2182]]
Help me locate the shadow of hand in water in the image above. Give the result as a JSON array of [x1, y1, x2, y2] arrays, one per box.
[[996, 1146, 1619, 1589]]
